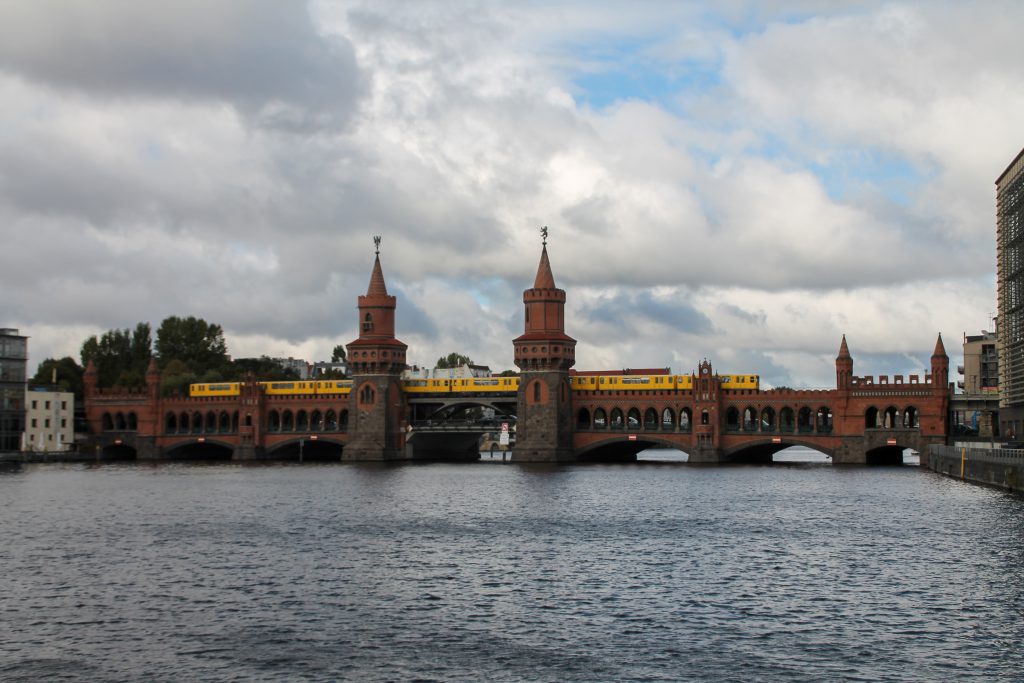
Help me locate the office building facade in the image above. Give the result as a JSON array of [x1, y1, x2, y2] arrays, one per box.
[[997, 147, 1024, 437], [0, 328, 28, 451]]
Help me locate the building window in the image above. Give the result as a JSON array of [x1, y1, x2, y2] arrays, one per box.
[[45, 401, 50, 409], [31, 400, 37, 409], [31, 418, 37, 428], [61, 418, 66, 428], [44, 419, 50, 428], [61, 401, 67, 410]]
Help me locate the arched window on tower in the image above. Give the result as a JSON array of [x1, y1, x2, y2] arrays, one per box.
[[533, 381, 541, 403], [363, 312, 373, 332]]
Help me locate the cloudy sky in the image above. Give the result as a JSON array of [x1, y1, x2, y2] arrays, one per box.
[[2, 0, 1021, 388]]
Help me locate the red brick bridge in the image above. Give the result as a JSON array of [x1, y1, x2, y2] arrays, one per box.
[[85, 243, 949, 465]]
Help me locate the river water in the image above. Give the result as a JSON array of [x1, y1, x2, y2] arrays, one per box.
[[1, 457, 1022, 682]]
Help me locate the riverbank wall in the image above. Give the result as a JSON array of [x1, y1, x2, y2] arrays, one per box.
[[0, 450, 112, 464], [928, 445, 1024, 492]]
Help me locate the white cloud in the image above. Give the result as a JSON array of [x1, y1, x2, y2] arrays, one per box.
[[1, 0, 1017, 390]]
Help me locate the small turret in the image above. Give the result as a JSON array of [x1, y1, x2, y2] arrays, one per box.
[[83, 359, 98, 398], [931, 333, 949, 392], [836, 335, 853, 391]]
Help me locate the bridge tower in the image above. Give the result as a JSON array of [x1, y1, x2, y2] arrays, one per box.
[[512, 235, 577, 462], [343, 240, 409, 460], [689, 359, 722, 462]]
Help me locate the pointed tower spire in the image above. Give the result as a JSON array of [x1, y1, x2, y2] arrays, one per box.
[[930, 333, 949, 394], [837, 334, 851, 359], [366, 255, 389, 297], [533, 245, 556, 289], [835, 334, 853, 391]]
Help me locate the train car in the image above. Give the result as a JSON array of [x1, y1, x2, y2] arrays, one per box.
[[260, 381, 318, 395], [570, 375, 599, 391], [719, 374, 759, 390], [596, 375, 677, 391], [189, 382, 241, 397], [401, 378, 452, 394], [451, 377, 520, 393], [315, 380, 352, 395], [673, 375, 694, 390]]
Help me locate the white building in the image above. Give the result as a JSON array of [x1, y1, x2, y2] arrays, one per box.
[[23, 389, 74, 452], [402, 363, 492, 380]]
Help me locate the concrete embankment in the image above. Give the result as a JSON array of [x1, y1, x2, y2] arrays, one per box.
[[928, 445, 1024, 492], [0, 451, 110, 464]]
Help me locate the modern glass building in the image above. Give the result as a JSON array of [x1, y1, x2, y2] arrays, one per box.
[[0, 328, 28, 452], [997, 148, 1024, 437]]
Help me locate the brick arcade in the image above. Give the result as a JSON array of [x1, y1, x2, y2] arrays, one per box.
[[84, 241, 950, 465]]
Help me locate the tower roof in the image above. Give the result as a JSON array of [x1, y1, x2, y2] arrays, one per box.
[[932, 333, 947, 358], [837, 334, 851, 359], [366, 255, 389, 297], [533, 245, 556, 289]]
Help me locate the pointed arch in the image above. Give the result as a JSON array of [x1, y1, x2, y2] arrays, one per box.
[[780, 407, 795, 433], [884, 406, 899, 428], [797, 407, 812, 433], [903, 406, 918, 428], [577, 407, 591, 429], [594, 408, 607, 429], [743, 406, 758, 431], [661, 407, 675, 431]]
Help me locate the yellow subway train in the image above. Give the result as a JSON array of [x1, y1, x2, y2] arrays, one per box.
[[189, 372, 758, 398]]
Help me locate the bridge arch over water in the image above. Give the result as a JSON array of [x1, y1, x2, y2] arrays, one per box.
[[576, 435, 691, 462], [164, 439, 235, 460]]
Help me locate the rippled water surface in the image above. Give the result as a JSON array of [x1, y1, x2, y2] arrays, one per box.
[[2, 460, 1023, 682]]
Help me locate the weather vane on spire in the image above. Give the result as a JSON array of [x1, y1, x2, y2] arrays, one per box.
[[540, 225, 548, 246], [373, 235, 381, 255]]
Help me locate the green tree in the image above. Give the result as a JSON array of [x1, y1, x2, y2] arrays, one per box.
[[155, 316, 229, 376], [80, 323, 152, 388], [159, 359, 196, 397], [331, 344, 347, 363], [229, 356, 301, 381], [498, 369, 518, 377], [29, 357, 85, 401], [436, 352, 473, 369]]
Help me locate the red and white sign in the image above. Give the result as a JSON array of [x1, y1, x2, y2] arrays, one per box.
[[501, 423, 509, 433], [772, 437, 782, 443], [197, 437, 205, 443], [887, 438, 897, 445], [628, 434, 637, 441]]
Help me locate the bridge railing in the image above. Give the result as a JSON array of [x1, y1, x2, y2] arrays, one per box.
[[930, 444, 1024, 464], [411, 419, 514, 432]]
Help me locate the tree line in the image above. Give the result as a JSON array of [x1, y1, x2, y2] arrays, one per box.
[[30, 316, 302, 399]]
